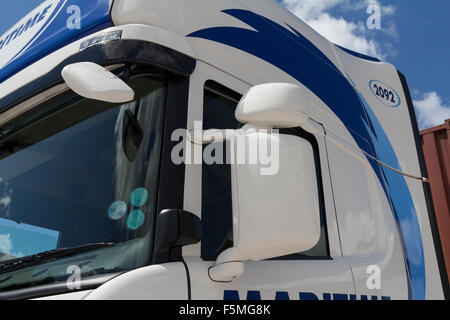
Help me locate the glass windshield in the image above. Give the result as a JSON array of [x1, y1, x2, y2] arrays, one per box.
[[0, 73, 166, 292]]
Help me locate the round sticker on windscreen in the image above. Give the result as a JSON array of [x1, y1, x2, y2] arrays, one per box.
[[126, 210, 145, 230], [108, 201, 127, 220], [130, 188, 148, 207]]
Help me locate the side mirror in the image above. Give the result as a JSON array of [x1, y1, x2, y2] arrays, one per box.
[[208, 83, 321, 282], [61, 62, 135, 103], [153, 209, 202, 263], [235, 82, 311, 128]]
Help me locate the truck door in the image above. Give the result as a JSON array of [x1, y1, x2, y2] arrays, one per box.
[[182, 62, 355, 300], [324, 128, 410, 300]]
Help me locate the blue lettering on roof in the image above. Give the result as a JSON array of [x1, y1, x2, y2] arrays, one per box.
[[0, 0, 113, 84]]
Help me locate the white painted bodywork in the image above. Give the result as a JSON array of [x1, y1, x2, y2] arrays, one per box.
[[0, 0, 445, 300], [0, 24, 195, 99], [85, 263, 188, 300]]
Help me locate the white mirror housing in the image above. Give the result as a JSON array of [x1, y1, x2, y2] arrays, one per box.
[[61, 62, 135, 103], [232, 132, 321, 261], [235, 83, 311, 128], [189, 83, 314, 145], [209, 130, 321, 282], [208, 83, 321, 282]]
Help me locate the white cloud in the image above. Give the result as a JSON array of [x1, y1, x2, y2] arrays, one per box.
[[0, 195, 11, 208], [0, 234, 12, 255], [0, 181, 13, 218], [282, 0, 345, 20], [307, 13, 381, 57], [414, 92, 450, 130], [0, 233, 23, 258], [280, 0, 397, 58], [281, 1, 448, 131]]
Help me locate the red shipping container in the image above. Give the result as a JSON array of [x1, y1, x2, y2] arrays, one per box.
[[421, 119, 450, 284]]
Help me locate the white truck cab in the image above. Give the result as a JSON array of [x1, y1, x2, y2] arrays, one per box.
[[0, 0, 447, 300]]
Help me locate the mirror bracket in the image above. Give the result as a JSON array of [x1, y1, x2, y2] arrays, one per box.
[[208, 247, 245, 282], [153, 209, 202, 264]]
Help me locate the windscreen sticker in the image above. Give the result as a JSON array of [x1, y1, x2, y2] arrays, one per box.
[[130, 188, 148, 207], [126, 210, 145, 230], [108, 201, 127, 220]]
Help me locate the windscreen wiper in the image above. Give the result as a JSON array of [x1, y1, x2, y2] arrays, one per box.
[[0, 242, 115, 275]]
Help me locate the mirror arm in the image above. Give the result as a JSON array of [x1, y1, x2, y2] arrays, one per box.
[[188, 124, 275, 145], [208, 247, 245, 282], [187, 129, 237, 145]]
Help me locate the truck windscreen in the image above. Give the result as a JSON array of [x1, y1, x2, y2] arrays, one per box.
[[0, 73, 166, 292]]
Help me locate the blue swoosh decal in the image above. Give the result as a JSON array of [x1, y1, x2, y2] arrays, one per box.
[[188, 9, 425, 299], [8, 0, 67, 65]]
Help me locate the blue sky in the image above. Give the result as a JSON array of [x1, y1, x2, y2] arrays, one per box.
[[0, 217, 59, 258], [0, 0, 449, 129], [279, 0, 450, 129]]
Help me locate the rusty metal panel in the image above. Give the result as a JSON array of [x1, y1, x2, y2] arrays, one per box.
[[421, 119, 450, 284]]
